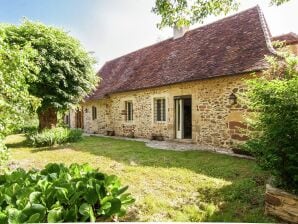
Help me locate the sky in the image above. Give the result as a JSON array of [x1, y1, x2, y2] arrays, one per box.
[[0, 0, 297, 69]]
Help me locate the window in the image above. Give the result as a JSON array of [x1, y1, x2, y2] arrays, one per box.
[[154, 98, 166, 122], [92, 106, 97, 120], [125, 101, 133, 121]]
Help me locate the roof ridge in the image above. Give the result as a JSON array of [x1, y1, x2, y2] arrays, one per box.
[[104, 5, 261, 65], [272, 32, 298, 39], [256, 5, 276, 55]]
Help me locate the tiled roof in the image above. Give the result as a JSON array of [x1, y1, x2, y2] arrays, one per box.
[[87, 6, 275, 100], [271, 32, 298, 45]]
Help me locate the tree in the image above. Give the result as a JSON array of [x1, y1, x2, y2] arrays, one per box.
[[244, 47, 298, 193], [0, 25, 40, 171], [2, 20, 98, 130], [152, 0, 292, 29]]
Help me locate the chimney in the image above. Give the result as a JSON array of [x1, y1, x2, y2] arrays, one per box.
[[173, 25, 189, 39]]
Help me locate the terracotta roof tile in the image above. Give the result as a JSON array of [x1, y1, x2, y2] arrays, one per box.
[[87, 6, 274, 100], [271, 32, 298, 45]]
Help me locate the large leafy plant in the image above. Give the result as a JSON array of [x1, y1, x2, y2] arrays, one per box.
[[0, 163, 135, 223]]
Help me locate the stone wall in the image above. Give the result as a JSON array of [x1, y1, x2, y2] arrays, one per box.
[[265, 184, 298, 223], [69, 73, 254, 150]]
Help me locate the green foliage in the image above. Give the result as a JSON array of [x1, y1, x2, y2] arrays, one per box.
[[152, 0, 292, 29], [231, 147, 253, 157], [0, 163, 134, 223], [270, 0, 291, 6], [245, 52, 298, 194], [7, 135, 274, 222], [12, 115, 39, 135], [28, 127, 83, 147], [2, 20, 98, 113], [0, 141, 9, 173], [1, 20, 98, 129], [0, 25, 40, 138]]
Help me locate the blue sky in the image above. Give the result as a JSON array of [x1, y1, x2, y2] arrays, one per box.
[[0, 0, 297, 69]]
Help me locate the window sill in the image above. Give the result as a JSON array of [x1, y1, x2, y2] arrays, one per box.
[[154, 121, 167, 124]]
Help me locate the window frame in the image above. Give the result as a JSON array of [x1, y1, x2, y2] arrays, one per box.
[[154, 98, 166, 122], [125, 101, 133, 122], [92, 106, 97, 120]]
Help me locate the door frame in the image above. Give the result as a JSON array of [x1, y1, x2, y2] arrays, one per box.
[[75, 107, 84, 129], [174, 95, 192, 139]]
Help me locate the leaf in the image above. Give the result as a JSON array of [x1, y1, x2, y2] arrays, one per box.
[[104, 175, 119, 187], [26, 213, 41, 223], [120, 193, 135, 205], [8, 208, 23, 224], [64, 205, 78, 222], [79, 203, 95, 222], [29, 191, 42, 203], [108, 198, 122, 215], [22, 203, 46, 222], [117, 185, 128, 195], [79, 203, 91, 217], [84, 188, 98, 205], [55, 187, 68, 203], [0, 212, 8, 223], [47, 207, 63, 223]]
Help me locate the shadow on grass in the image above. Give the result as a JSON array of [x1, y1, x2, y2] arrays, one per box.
[[7, 135, 274, 222], [69, 136, 274, 222], [68, 136, 260, 181], [195, 176, 274, 222], [5, 135, 30, 148], [5, 134, 69, 152]]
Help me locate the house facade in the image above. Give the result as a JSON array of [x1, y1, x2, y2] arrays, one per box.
[[67, 6, 298, 150]]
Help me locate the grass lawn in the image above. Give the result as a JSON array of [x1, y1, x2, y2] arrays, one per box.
[[5, 134, 275, 222]]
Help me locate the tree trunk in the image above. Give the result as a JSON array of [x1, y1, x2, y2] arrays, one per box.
[[38, 107, 58, 130]]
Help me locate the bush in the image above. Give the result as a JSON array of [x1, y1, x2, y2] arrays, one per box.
[[0, 140, 9, 173], [245, 53, 298, 194], [0, 163, 135, 223], [11, 116, 39, 135], [28, 127, 82, 147], [231, 147, 253, 157], [20, 125, 38, 135]]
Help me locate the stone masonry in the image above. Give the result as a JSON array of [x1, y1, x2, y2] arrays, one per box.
[[69, 73, 253, 150], [265, 184, 298, 223]]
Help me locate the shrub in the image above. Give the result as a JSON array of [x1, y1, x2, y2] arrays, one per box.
[[245, 53, 298, 194], [19, 125, 38, 135], [28, 127, 82, 147], [231, 147, 253, 157], [0, 163, 135, 223], [0, 140, 9, 173], [11, 116, 39, 135]]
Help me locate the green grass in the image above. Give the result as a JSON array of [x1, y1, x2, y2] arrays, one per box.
[[5, 134, 275, 222]]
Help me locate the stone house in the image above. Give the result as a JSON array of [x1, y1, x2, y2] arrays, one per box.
[[67, 6, 298, 150]]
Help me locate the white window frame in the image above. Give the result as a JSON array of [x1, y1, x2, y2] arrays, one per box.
[[125, 101, 133, 122], [154, 97, 166, 123], [92, 106, 97, 120]]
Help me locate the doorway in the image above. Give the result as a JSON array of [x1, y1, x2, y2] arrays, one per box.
[[75, 108, 84, 129], [175, 96, 192, 139]]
